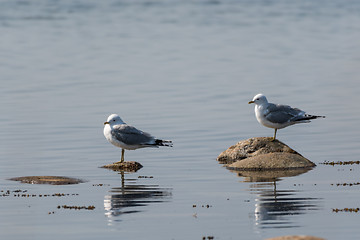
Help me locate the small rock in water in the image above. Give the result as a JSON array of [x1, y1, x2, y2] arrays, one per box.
[[101, 161, 143, 172], [265, 235, 325, 240], [9, 176, 84, 185]]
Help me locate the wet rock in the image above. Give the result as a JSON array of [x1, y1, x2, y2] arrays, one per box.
[[9, 176, 84, 185], [217, 137, 300, 164], [217, 137, 315, 170], [265, 235, 325, 240], [227, 152, 315, 170], [101, 161, 143, 172]]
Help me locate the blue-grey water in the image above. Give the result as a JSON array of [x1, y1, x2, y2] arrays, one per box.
[[1, 0, 360, 239]]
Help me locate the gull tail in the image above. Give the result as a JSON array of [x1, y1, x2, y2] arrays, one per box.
[[155, 139, 173, 147], [296, 114, 325, 122]]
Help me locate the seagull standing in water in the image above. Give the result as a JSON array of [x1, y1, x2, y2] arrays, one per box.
[[248, 94, 325, 140], [103, 114, 173, 163]]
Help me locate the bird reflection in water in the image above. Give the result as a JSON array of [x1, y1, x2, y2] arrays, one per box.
[[231, 169, 321, 229], [104, 171, 172, 221]]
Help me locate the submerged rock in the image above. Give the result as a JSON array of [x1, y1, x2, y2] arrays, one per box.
[[265, 236, 325, 240], [217, 137, 315, 171], [9, 176, 84, 185], [101, 161, 143, 172]]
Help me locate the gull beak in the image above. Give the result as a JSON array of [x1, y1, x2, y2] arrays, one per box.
[[248, 101, 254, 104], [104, 121, 109, 125]]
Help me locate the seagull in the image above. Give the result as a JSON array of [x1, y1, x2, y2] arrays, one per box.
[[248, 93, 325, 140], [103, 114, 173, 163]]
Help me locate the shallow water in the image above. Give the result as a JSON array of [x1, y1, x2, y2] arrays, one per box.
[[1, 0, 360, 239]]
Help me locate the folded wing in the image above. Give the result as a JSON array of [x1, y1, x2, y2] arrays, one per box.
[[111, 125, 156, 146]]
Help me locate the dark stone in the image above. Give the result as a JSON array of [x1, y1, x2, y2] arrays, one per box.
[[101, 161, 143, 172]]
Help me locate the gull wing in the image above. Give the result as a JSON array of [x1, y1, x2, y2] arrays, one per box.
[[264, 103, 305, 124], [111, 124, 155, 146]]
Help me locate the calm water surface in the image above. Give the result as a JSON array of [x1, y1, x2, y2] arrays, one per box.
[[1, 0, 360, 239]]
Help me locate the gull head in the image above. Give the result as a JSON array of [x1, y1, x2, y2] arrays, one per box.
[[104, 114, 125, 126], [248, 93, 268, 105]]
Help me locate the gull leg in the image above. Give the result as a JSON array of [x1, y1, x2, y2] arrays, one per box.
[[272, 129, 277, 141], [121, 149, 125, 163]]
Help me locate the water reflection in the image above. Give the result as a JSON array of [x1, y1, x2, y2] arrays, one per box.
[[252, 182, 320, 229], [230, 168, 313, 182], [231, 169, 321, 229], [104, 172, 172, 223]]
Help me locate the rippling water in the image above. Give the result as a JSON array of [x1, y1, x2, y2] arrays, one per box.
[[1, 0, 360, 239]]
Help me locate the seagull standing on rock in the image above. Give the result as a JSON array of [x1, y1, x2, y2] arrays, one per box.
[[248, 94, 325, 140], [103, 114, 173, 163]]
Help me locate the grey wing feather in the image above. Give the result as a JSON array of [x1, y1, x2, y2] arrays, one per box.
[[265, 104, 305, 124], [111, 125, 155, 145]]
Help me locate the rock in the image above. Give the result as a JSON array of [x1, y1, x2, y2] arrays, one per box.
[[217, 137, 316, 171], [227, 152, 315, 170], [265, 235, 325, 240], [217, 137, 300, 164], [101, 161, 143, 172], [9, 176, 84, 185]]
